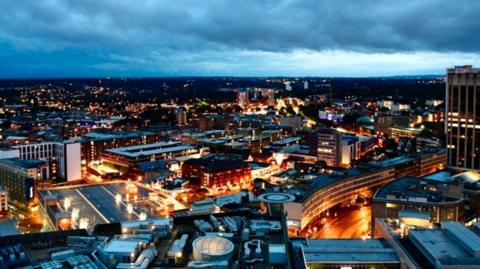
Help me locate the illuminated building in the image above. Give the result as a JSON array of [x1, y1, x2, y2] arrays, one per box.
[[37, 182, 180, 231], [13, 141, 81, 182], [372, 176, 464, 233], [55, 142, 81, 182], [426, 99, 444, 107], [265, 136, 301, 153], [261, 88, 276, 106], [283, 150, 446, 232], [80, 130, 160, 165], [240, 130, 282, 154], [390, 126, 422, 139], [292, 238, 400, 269], [279, 116, 303, 130], [100, 141, 205, 179], [197, 114, 231, 131], [340, 135, 361, 168], [0, 188, 8, 218], [446, 65, 480, 170], [175, 107, 188, 126], [392, 103, 410, 112], [316, 128, 341, 167], [374, 114, 410, 134], [236, 89, 249, 108], [374, 220, 480, 269], [0, 158, 47, 204], [376, 100, 394, 110], [182, 154, 251, 188]]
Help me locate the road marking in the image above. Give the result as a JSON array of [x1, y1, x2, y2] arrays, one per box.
[[100, 186, 140, 218], [75, 189, 110, 223]]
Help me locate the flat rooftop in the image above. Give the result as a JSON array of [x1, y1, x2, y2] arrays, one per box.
[[409, 229, 478, 262], [83, 130, 154, 141], [368, 156, 414, 168], [374, 176, 461, 203], [300, 239, 399, 264], [105, 141, 196, 158], [271, 136, 300, 146], [38, 182, 179, 228], [104, 238, 139, 253], [0, 158, 46, 169], [423, 170, 455, 182]]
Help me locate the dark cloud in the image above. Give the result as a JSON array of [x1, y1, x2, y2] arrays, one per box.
[[0, 0, 479, 77]]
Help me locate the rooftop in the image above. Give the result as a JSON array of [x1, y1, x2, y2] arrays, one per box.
[[184, 154, 246, 172], [105, 141, 196, 158], [83, 130, 154, 141], [298, 239, 399, 264], [0, 158, 46, 169], [104, 238, 139, 253], [373, 176, 462, 204], [409, 222, 480, 265]]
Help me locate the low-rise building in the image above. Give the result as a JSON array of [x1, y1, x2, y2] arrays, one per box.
[[182, 154, 251, 188], [372, 176, 464, 233]]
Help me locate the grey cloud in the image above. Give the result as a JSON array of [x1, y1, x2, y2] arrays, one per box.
[[0, 0, 480, 78], [1, 0, 479, 53]]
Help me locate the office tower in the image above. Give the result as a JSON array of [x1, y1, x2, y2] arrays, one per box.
[[261, 88, 276, 106], [236, 89, 249, 107], [317, 128, 341, 167], [176, 107, 188, 126], [303, 81, 309, 90], [284, 81, 292, 91], [446, 65, 480, 170]]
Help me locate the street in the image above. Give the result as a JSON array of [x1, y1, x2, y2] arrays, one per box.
[[310, 205, 371, 239]]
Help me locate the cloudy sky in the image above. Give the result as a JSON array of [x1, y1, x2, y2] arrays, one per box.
[[1, 0, 480, 78]]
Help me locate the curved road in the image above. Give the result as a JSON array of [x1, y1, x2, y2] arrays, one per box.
[[312, 205, 371, 239]]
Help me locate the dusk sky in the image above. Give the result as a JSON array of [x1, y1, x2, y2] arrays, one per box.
[[1, 0, 480, 78]]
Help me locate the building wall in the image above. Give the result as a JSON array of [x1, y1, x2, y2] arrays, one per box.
[[0, 163, 34, 204], [299, 150, 447, 230], [0, 149, 19, 159], [374, 115, 410, 134], [446, 65, 480, 170], [301, 168, 396, 230], [80, 133, 159, 165], [182, 162, 251, 188], [371, 200, 462, 225], [65, 143, 82, 181], [0, 189, 8, 217], [317, 130, 341, 167]]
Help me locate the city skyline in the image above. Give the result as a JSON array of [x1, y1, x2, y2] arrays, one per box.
[[1, 1, 480, 268], [1, 0, 480, 78]]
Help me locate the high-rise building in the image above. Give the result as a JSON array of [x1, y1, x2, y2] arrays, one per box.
[[236, 89, 249, 107], [175, 107, 188, 126], [446, 65, 480, 170], [284, 81, 292, 91], [317, 128, 341, 167], [261, 88, 276, 106]]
